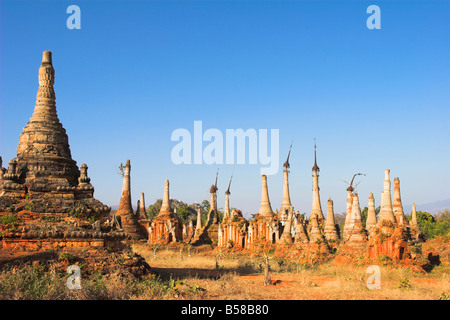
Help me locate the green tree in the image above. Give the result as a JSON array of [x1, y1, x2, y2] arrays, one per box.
[[411, 210, 450, 240], [176, 206, 193, 224], [361, 207, 368, 227], [146, 199, 162, 220], [200, 200, 210, 213]]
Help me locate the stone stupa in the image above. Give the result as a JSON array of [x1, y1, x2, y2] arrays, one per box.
[[0, 51, 122, 251], [0, 51, 109, 216]]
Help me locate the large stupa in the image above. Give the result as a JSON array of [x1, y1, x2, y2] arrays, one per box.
[[0, 51, 109, 216]]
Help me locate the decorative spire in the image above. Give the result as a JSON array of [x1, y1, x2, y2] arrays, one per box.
[[224, 175, 232, 220], [258, 175, 274, 218], [225, 174, 232, 195], [283, 142, 293, 169], [210, 169, 219, 193], [312, 138, 319, 172], [280, 145, 292, 211]]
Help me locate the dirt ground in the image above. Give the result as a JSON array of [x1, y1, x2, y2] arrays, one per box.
[[134, 245, 450, 300]]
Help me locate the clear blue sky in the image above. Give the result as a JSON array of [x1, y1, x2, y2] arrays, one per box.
[[1, 1, 449, 217]]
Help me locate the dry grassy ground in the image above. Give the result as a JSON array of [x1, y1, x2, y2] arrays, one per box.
[[134, 245, 450, 300]]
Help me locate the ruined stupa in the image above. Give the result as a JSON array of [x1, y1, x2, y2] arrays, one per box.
[[365, 192, 377, 232], [0, 51, 131, 251], [149, 179, 182, 243], [209, 171, 219, 224], [393, 177, 408, 226], [294, 216, 309, 244], [0, 51, 109, 216], [116, 160, 145, 240], [342, 186, 354, 239], [378, 169, 397, 224], [324, 199, 339, 242], [308, 214, 325, 243], [367, 171, 414, 260], [279, 210, 293, 244], [345, 193, 368, 248], [258, 174, 275, 219]]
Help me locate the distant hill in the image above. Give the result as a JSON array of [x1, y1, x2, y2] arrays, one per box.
[[404, 199, 450, 215]]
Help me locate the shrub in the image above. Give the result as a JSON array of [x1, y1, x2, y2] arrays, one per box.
[[0, 214, 18, 227], [413, 211, 450, 240], [397, 278, 411, 290]]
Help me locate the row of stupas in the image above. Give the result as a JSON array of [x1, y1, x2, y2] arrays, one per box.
[[117, 140, 422, 261]]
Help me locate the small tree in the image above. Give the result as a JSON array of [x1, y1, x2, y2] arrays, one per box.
[[151, 242, 162, 259]]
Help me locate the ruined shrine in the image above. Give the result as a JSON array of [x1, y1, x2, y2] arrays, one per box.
[[0, 51, 125, 251]]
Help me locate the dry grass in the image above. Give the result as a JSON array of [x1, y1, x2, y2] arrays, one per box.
[[134, 245, 450, 300]]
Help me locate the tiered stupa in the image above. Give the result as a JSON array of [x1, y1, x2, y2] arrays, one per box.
[[345, 193, 368, 248], [0, 51, 128, 251], [148, 179, 182, 243], [0, 51, 109, 215]]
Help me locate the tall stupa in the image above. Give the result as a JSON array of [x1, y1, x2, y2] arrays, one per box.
[[0, 51, 109, 215]]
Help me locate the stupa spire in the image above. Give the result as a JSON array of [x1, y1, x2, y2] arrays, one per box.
[[393, 177, 408, 226], [310, 140, 324, 220], [366, 192, 377, 232], [280, 143, 293, 211], [224, 174, 232, 220], [324, 199, 339, 241], [210, 169, 219, 224], [158, 179, 172, 216], [378, 169, 396, 224], [410, 203, 418, 228], [258, 175, 274, 218], [117, 160, 132, 215]]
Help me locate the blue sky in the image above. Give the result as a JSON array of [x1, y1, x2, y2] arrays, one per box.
[[1, 0, 449, 217]]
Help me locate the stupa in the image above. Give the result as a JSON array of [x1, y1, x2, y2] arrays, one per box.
[[0, 51, 109, 216], [0, 51, 125, 251]]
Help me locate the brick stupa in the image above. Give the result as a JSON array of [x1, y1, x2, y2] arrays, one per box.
[[0, 51, 128, 251], [0, 51, 109, 215]]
